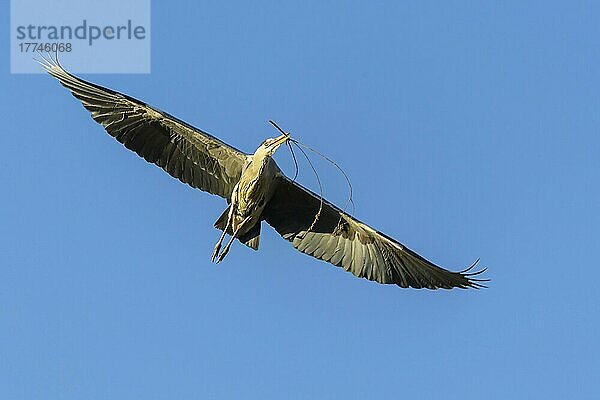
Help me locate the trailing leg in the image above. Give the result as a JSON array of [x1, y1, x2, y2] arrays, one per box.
[[216, 216, 252, 263], [212, 207, 234, 262]]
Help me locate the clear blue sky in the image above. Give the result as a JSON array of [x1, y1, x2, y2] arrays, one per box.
[[2, 1, 599, 399]]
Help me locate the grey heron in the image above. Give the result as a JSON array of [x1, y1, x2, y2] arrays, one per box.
[[40, 56, 487, 290]]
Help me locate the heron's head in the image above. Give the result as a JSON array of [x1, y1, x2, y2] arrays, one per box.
[[256, 133, 289, 157]]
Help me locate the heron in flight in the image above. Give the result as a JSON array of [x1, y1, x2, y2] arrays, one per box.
[[40, 56, 487, 290]]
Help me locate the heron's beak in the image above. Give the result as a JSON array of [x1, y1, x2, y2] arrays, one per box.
[[270, 133, 289, 150]]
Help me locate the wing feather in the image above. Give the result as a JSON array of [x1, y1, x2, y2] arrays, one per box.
[[40, 56, 247, 200], [263, 176, 488, 290]]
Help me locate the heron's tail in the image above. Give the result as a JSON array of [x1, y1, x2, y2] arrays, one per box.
[[238, 223, 261, 250]]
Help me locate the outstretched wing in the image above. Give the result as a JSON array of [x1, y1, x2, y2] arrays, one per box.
[[263, 176, 487, 289], [40, 56, 247, 200]]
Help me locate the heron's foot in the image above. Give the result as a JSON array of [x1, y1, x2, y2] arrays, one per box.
[[214, 216, 249, 264], [211, 242, 222, 263], [217, 246, 229, 264], [216, 245, 231, 264]]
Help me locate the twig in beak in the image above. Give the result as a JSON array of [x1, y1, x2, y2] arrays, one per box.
[[269, 120, 291, 139]]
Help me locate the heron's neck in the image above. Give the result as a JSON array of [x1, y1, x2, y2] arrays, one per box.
[[238, 154, 277, 199], [244, 153, 271, 175]]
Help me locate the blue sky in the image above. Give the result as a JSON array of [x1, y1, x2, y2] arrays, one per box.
[[2, 1, 599, 399]]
